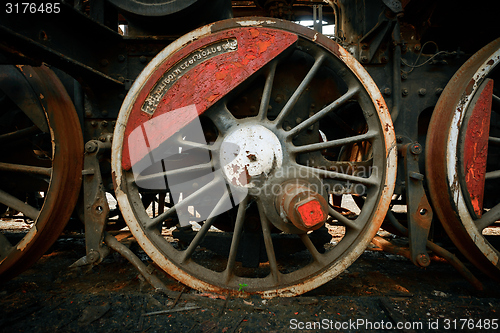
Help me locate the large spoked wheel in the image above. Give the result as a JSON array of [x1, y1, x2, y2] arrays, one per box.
[[427, 38, 500, 281], [0, 65, 83, 282], [113, 18, 396, 297]]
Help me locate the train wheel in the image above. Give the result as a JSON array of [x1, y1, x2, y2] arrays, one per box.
[[426, 38, 500, 281], [112, 18, 396, 297], [0, 65, 83, 282]]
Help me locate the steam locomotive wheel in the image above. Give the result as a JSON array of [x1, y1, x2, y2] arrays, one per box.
[[0, 65, 83, 282], [426, 38, 500, 281], [112, 18, 396, 297]]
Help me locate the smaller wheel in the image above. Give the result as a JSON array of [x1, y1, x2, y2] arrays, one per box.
[[426, 38, 500, 281], [0, 65, 83, 282]]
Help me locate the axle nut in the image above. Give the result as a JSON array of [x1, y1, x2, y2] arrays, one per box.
[[295, 197, 327, 229], [277, 181, 328, 231]]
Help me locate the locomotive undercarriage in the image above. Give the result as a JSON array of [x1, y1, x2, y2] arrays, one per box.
[[0, 0, 499, 297]]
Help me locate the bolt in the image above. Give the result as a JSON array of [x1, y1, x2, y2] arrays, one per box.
[[414, 44, 421, 52], [409, 171, 424, 180], [102, 121, 108, 128], [118, 93, 125, 100], [360, 56, 368, 63], [101, 110, 108, 116], [275, 95, 283, 103], [285, 125, 292, 131], [139, 56, 147, 63], [383, 88, 392, 96], [418, 88, 427, 96], [410, 142, 422, 154], [91, 121, 97, 127], [295, 117, 302, 124], [85, 141, 98, 153], [118, 54, 125, 62], [435, 88, 443, 96], [99, 136, 106, 142], [401, 73, 408, 80], [100, 59, 109, 67], [416, 253, 430, 267], [85, 110, 93, 117], [396, 136, 403, 143], [87, 250, 100, 263], [402, 88, 409, 96]]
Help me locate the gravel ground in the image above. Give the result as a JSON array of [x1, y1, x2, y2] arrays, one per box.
[[1, 232, 499, 333]]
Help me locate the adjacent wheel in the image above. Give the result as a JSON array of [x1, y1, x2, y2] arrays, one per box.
[[0, 65, 83, 282], [426, 38, 500, 281], [112, 18, 396, 297]]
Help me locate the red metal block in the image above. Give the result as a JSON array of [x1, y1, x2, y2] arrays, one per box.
[[122, 27, 298, 170], [463, 79, 494, 217]]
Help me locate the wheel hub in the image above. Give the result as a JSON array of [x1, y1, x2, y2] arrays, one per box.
[[220, 124, 283, 187]]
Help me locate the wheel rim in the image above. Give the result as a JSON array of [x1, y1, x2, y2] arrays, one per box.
[[426, 38, 500, 281], [0, 65, 83, 282], [112, 18, 396, 297]]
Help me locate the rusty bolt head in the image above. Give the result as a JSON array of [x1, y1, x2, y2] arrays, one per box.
[[294, 197, 327, 229], [410, 142, 422, 155], [383, 88, 392, 96], [278, 182, 328, 231], [416, 253, 430, 267], [87, 250, 100, 263], [402, 88, 409, 96], [418, 88, 427, 96], [85, 141, 98, 153]]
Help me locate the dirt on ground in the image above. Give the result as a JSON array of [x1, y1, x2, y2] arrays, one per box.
[[1, 232, 499, 333]]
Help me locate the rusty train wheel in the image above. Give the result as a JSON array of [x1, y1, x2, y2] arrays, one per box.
[[426, 38, 500, 281], [112, 18, 396, 297], [0, 65, 83, 282]]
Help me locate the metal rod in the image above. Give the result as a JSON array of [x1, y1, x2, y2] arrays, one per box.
[[104, 233, 176, 296]]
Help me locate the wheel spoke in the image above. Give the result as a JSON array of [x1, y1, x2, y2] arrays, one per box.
[[0, 125, 40, 144], [286, 87, 360, 138], [485, 169, 500, 180], [0, 162, 52, 177], [173, 132, 215, 151], [0, 232, 13, 258], [291, 130, 376, 154], [181, 191, 231, 263], [0, 189, 39, 220], [492, 94, 500, 111], [205, 103, 237, 135], [328, 206, 360, 230], [299, 233, 326, 264], [257, 60, 278, 121], [274, 54, 326, 126], [257, 200, 280, 285], [146, 176, 222, 229], [224, 195, 249, 283], [476, 202, 500, 231], [294, 164, 378, 187], [488, 136, 500, 147], [134, 162, 213, 185]]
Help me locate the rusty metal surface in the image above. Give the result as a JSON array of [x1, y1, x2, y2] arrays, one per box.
[[0, 65, 83, 282], [112, 17, 397, 298], [426, 38, 500, 282], [121, 27, 298, 170], [462, 79, 494, 217]]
